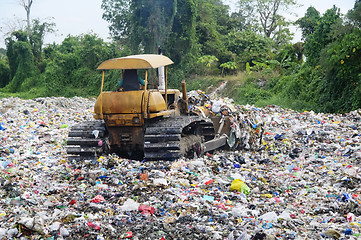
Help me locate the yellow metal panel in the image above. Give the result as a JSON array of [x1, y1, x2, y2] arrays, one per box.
[[94, 91, 144, 114], [97, 54, 174, 70], [159, 89, 181, 96], [101, 114, 143, 127], [148, 92, 167, 113], [143, 90, 150, 118], [148, 110, 176, 118]]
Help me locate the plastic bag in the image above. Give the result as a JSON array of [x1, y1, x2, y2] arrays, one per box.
[[212, 100, 224, 113], [260, 211, 278, 222], [229, 179, 250, 195], [120, 199, 140, 211]]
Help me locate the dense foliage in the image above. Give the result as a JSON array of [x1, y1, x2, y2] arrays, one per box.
[[1, 23, 125, 98], [0, 0, 360, 113]]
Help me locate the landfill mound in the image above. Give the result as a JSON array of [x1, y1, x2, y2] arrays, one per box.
[[0, 95, 361, 240]]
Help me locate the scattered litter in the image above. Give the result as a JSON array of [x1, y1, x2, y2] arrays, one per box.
[[0, 95, 360, 239]]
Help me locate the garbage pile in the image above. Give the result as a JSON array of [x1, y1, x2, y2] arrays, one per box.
[[0, 95, 361, 240], [188, 90, 265, 150]]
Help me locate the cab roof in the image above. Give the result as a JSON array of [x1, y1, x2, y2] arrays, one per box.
[[97, 54, 174, 70]]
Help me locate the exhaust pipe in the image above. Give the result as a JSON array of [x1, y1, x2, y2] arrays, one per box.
[[181, 80, 189, 114]]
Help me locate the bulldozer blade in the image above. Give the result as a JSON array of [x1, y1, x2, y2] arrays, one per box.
[[202, 135, 227, 153]]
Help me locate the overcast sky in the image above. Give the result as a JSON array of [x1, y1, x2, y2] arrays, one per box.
[[0, 0, 357, 49]]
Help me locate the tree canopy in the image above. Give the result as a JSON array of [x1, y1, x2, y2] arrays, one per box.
[[0, 0, 360, 113], [236, 0, 296, 41]]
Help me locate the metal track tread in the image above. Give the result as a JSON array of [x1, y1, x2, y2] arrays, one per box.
[[199, 121, 216, 141], [66, 120, 106, 159], [143, 116, 213, 160]]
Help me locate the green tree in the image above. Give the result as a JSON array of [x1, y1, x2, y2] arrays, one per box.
[[102, 0, 177, 53], [165, 0, 197, 66], [229, 1, 257, 32], [29, 18, 56, 70], [101, 0, 131, 40], [237, 0, 296, 42], [347, 0, 361, 28], [319, 28, 361, 112], [132, 0, 176, 53], [4, 30, 39, 92], [196, 0, 232, 63], [165, 0, 198, 87], [196, 55, 219, 74], [283, 4, 361, 113], [43, 33, 121, 96], [225, 30, 273, 68], [0, 59, 10, 88], [0, 48, 6, 57], [313, 2, 361, 112], [0, 49, 10, 88], [275, 42, 303, 70], [295, 7, 320, 39], [298, 6, 341, 66], [220, 61, 237, 76]]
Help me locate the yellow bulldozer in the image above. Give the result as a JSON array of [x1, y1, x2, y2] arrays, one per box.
[[66, 54, 232, 160]]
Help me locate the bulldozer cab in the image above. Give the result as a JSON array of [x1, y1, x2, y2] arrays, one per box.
[[97, 54, 174, 92]]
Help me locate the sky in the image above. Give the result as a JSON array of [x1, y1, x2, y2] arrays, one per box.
[[0, 0, 357, 49], [0, 0, 110, 48]]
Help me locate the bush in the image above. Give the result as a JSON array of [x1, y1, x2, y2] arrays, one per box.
[[185, 76, 223, 93], [0, 59, 10, 88], [229, 82, 272, 105], [71, 67, 97, 88]]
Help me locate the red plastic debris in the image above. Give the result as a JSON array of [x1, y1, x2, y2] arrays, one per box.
[[217, 203, 226, 210], [292, 166, 300, 171], [91, 195, 105, 203], [124, 231, 133, 238], [205, 179, 214, 185], [87, 221, 101, 230], [7, 162, 15, 167], [138, 205, 155, 215]]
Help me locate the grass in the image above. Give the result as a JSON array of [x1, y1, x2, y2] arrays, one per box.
[[185, 72, 251, 94], [181, 70, 316, 112]]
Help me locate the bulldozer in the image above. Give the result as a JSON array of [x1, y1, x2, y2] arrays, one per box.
[[66, 54, 232, 160]]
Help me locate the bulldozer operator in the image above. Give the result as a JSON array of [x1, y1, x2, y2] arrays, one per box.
[[118, 69, 145, 91]]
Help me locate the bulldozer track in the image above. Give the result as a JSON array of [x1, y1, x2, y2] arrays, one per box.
[[66, 120, 107, 160], [144, 116, 214, 160], [66, 117, 215, 161]]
